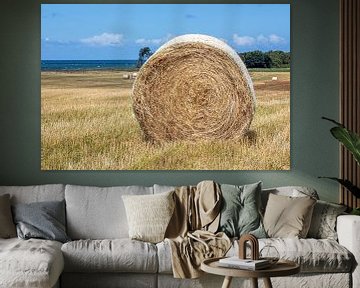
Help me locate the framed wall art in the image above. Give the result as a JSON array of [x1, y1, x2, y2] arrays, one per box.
[[41, 4, 290, 170]]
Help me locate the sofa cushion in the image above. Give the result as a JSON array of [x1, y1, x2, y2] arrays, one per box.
[[153, 184, 176, 194], [235, 238, 353, 273], [12, 200, 70, 243], [65, 185, 153, 239], [156, 240, 173, 274], [157, 238, 353, 274], [0, 194, 16, 238], [218, 182, 266, 238], [261, 186, 319, 212], [61, 239, 158, 273], [263, 194, 316, 238], [0, 238, 64, 288], [122, 191, 175, 243], [261, 238, 354, 273], [0, 184, 65, 204], [307, 200, 347, 240]]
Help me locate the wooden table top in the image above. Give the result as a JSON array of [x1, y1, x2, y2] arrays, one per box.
[[201, 257, 300, 278]]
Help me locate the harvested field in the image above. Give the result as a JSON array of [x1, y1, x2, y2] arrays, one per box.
[[41, 70, 290, 170]]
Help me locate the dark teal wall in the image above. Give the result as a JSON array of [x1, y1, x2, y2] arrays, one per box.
[[0, 0, 340, 202]]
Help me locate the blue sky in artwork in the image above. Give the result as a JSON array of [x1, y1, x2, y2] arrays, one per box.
[[41, 4, 290, 60]]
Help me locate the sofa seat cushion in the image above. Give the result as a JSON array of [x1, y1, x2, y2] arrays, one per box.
[[157, 238, 353, 274], [230, 238, 354, 273], [61, 239, 158, 273], [0, 238, 64, 288]]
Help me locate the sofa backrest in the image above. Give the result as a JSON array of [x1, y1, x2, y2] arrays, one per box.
[[153, 184, 176, 194], [261, 186, 319, 212], [65, 184, 153, 240], [0, 184, 65, 204], [0, 184, 320, 240], [154, 184, 319, 211]]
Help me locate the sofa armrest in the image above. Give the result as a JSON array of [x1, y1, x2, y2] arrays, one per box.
[[337, 215, 360, 288]]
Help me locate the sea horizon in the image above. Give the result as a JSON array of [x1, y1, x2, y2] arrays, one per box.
[[41, 59, 138, 71]]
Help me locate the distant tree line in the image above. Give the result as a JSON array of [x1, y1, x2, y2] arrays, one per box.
[[137, 47, 290, 69], [239, 50, 290, 69]]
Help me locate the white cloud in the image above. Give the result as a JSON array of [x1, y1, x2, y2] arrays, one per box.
[[233, 34, 255, 46], [135, 38, 163, 45], [81, 33, 124, 46], [256, 34, 268, 44], [233, 33, 286, 47], [135, 34, 173, 46], [268, 34, 286, 44], [42, 38, 72, 46]]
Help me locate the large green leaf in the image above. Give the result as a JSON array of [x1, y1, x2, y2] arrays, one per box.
[[319, 177, 360, 199], [323, 117, 360, 165]]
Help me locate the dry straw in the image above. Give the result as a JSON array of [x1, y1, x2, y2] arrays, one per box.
[[132, 34, 256, 142]]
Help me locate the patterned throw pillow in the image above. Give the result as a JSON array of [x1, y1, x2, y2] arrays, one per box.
[[307, 200, 347, 240], [263, 193, 316, 238], [122, 191, 175, 243], [218, 182, 266, 239]]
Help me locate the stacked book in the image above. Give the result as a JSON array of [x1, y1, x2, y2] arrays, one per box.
[[218, 257, 271, 270]]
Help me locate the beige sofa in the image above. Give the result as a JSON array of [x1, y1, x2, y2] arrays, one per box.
[[0, 184, 358, 288]]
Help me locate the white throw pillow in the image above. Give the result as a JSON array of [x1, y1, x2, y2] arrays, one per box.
[[122, 191, 175, 243]]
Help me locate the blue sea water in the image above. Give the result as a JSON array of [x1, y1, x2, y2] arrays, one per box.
[[41, 60, 138, 71]]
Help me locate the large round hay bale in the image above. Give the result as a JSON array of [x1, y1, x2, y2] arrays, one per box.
[[132, 34, 255, 142]]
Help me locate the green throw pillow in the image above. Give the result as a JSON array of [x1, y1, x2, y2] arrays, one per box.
[[218, 182, 266, 238]]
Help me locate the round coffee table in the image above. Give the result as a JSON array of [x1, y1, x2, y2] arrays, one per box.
[[201, 257, 300, 288]]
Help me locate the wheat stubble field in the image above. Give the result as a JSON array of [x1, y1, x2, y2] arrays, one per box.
[[41, 70, 290, 170]]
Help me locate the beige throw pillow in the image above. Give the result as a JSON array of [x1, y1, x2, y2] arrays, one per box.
[[0, 194, 17, 238], [122, 191, 175, 243], [263, 193, 316, 238]]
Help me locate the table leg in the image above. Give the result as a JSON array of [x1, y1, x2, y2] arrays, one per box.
[[251, 278, 258, 288], [221, 276, 233, 288], [263, 277, 273, 288]]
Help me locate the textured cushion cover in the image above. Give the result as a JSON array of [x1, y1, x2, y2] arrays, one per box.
[[218, 182, 266, 238], [235, 238, 353, 273], [308, 200, 347, 240], [263, 193, 316, 238], [158, 237, 353, 274], [12, 200, 70, 243], [65, 185, 153, 239], [0, 238, 64, 288], [61, 239, 158, 273], [122, 191, 175, 243], [0, 194, 16, 238]]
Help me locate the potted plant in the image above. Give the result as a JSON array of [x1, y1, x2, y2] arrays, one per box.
[[320, 117, 360, 215]]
